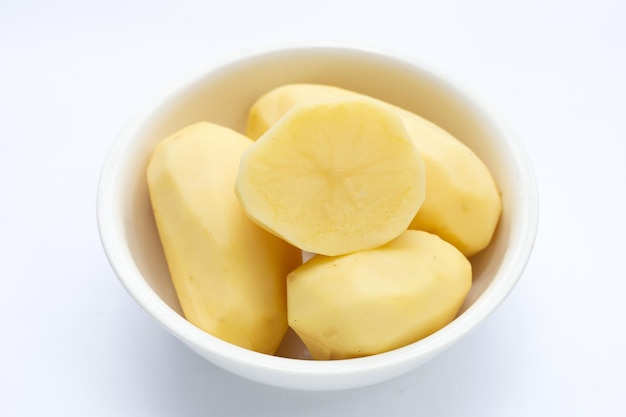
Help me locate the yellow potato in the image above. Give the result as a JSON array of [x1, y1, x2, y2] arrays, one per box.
[[147, 122, 302, 354], [287, 230, 472, 359], [247, 84, 501, 256], [236, 98, 426, 256]]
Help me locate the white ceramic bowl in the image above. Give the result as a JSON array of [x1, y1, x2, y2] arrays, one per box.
[[97, 44, 538, 391]]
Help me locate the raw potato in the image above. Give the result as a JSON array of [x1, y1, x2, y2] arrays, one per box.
[[247, 84, 502, 257], [147, 122, 302, 355], [287, 230, 472, 360], [236, 98, 426, 256]]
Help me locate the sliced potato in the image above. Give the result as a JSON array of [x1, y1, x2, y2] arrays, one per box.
[[236, 98, 426, 256]]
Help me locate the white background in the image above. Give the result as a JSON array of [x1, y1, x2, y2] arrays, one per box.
[[1, 1, 625, 415]]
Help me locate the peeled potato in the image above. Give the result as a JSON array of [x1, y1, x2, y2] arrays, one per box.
[[247, 84, 501, 257], [287, 230, 472, 360], [147, 122, 302, 354], [235, 98, 426, 256]]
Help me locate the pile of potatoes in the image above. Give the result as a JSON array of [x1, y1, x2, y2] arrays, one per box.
[[147, 84, 501, 359]]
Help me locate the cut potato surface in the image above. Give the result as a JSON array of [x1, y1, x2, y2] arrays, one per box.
[[247, 84, 502, 257], [147, 122, 302, 355], [287, 230, 472, 360], [236, 98, 426, 256]]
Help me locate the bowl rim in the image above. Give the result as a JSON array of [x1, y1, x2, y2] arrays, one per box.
[[97, 42, 539, 388]]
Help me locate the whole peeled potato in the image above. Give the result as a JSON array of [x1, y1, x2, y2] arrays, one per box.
[[287, 230, 472, 359], [247, 84, 501, 257], [147, 122, 302, 354]]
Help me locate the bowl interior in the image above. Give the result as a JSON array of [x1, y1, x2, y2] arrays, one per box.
[[100, 46, 536, 388]]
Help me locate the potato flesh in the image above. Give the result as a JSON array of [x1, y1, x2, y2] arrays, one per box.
[[247, 84, 502, 257], [236, 98, 426, 256], [147, 122, 302, 354], [287, 230, 472, 360]]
